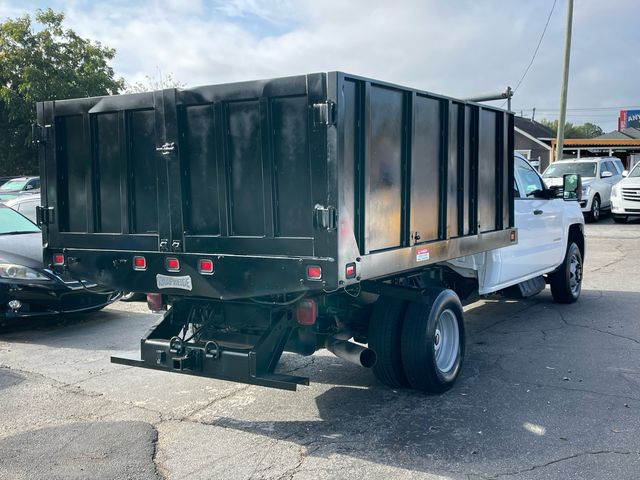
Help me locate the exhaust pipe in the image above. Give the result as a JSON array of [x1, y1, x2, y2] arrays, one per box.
[[326, 337, 377, 369]]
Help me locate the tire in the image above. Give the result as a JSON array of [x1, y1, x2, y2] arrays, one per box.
[[550, 242, 583, 304], [400, 288, 465, 393], [586, 195, 600, 223], [612, 215, 628, 224], [368, 297, 410, 388]]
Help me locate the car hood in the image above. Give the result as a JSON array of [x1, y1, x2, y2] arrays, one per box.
[[0, 232, 43, 268], [618, 177, 640, 188], [544, 177, 594, 188]]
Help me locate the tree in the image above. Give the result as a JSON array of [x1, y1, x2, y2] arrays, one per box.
[[539, 119, 604, 139], [0, 9, 124, 175], [123, 67, 185, 93]]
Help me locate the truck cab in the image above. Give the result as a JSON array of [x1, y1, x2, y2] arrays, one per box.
[[448, 153, 584, 300]]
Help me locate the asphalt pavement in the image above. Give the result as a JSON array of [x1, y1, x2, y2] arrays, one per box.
[[1, 218, 640, 479]]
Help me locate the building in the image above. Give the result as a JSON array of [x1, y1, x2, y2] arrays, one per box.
[[514, 117, 554, 171], [618, 109, 640, 130], [550, 128, 640, 171]]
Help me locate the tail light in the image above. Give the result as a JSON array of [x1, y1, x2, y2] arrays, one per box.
[[345, 262, 356, 279], [306, 265, 322, 280], [133, 256, 147, 271], [52, 254, 65, 266], [296, 299, 317, 325], [166, 257, 180, 272], [199, 259, 214, 275], [147, 293, 165, 312]]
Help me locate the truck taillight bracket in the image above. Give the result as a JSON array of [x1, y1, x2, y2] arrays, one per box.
[[36, 206, 55, 226]]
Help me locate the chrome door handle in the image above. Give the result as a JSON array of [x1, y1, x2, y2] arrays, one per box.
[[533, 209, 543, 215]]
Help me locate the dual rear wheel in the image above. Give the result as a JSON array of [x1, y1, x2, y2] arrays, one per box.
[[368, 288, 465, 393]]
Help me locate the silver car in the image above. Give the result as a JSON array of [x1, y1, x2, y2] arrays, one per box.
[[542, 157, 624, 222], [3, 194, 40, 224]]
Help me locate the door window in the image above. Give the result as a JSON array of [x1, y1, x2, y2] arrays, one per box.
[[601, 161, 614, 177], [515, 158, 544, 198]]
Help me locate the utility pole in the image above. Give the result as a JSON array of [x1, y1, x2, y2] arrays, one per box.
[[555, 0, 574, 162]]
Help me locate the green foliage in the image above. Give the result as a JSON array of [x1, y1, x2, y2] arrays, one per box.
[[124, 67, 185, 93], [0, 8, 124, 175], [538, 119, 604, 139]]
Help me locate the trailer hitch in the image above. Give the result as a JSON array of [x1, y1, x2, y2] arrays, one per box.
[[112, 306, 310, 391]]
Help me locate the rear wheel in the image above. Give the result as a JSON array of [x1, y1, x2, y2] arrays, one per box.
[[586, 195, 600, 223], [400, 289, 465, 393], [550, 242, 583, 304], [368, 297, 410, 388], [612, 215, 628, 224]]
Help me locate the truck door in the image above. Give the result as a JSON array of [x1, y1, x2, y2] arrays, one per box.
[[497, 157, 565, 286]]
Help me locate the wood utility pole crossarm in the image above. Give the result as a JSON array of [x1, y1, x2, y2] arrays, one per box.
[[555, 0, 574, 162]]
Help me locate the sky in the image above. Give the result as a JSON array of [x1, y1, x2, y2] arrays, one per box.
[[1, 0, 638, 132]]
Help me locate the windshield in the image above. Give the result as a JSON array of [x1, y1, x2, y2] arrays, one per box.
[[629, 164, 640, 178], [543, 162, 597, 179], [0, 179, 27, 191], [0, 208, 40, 234]]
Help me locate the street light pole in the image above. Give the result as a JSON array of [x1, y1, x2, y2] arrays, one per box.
[[555, 0, 574, 162]]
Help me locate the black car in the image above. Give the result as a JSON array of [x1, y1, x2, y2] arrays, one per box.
[[0, 205, 121, 327]]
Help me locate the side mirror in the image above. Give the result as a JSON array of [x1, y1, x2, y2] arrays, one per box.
[[601, 171, 613, 178], [25, 184, 34, 190], [563, 173, 582, 201], [622, 170, 628, 177]]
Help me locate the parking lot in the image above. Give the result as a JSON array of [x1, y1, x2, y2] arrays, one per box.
[[0, 218, 639, 480]]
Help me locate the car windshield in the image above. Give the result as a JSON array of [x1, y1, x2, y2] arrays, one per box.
[[0, 208, 40, 235], [543, 162, 597, 178], [0, 179, 27, 191], [629, 164, 640, 178]]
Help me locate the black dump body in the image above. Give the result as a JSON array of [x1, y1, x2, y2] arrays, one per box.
[[37, 72, 515, 300]]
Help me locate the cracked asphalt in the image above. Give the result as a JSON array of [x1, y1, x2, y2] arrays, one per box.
[[1, 218, 640, 479]]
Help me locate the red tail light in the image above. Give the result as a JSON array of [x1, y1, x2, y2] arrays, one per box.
[[296, 299, 317, 325], [133, 256, 147, 271], [345, 262, 356, 279], [147, 293, 165, 312], [166, 257, 180, 272], [52, 254, 65, 266], [306, 265, 322, 280], [199, 259, 214, 274]]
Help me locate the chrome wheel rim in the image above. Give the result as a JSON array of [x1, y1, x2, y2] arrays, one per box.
[[569, 252, 582, 296], [592, 198, 600, 220], [434, 309, 460, 374]]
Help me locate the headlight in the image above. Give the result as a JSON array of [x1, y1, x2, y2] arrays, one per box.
[[612, 185, 620, 197], [0, 263, 51, 281], [582, 185, 591, 196]]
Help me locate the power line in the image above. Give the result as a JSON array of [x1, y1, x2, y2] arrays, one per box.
[[501, 0, 557, 107]]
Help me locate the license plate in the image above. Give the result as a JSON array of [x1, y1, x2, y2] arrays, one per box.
[[156, 274, 193, 291]]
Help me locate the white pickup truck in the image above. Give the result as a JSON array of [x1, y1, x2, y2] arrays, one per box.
[[447, 154, 585, 304]]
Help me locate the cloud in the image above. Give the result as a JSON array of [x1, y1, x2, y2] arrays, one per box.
[[2, 0, 636, 130]]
